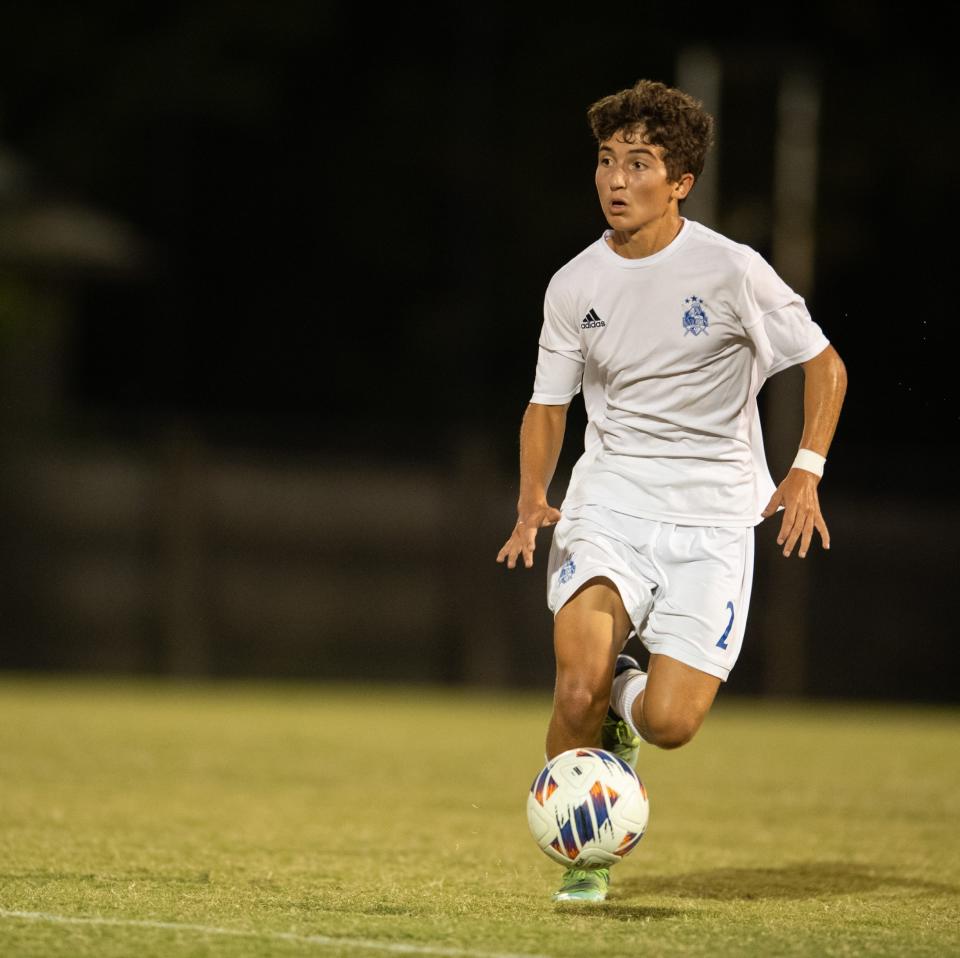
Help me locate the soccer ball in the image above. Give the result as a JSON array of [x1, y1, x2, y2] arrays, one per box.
[[526, 747, 649, 868]]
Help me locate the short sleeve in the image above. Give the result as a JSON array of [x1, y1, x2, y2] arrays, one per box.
[[738, 252, 830, 378], [530, 345, 583, 404], [529, 277, 584, 404], [538, 275, 582, 352]]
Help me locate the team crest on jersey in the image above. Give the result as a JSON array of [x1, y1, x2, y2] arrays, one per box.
[[559, 555, 577, 585], [682, 296, 710, 336]]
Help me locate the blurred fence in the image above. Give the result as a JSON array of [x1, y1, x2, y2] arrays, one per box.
[[1, 436, 549, 685], [1, 437, 955, 700]]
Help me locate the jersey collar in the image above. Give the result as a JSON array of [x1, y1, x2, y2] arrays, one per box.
[[598, 217, 694, 268]]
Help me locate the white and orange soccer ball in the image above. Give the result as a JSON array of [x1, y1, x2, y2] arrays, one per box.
[[526, 747, 649, 868]]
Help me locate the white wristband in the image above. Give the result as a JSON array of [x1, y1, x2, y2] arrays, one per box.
[[792, 448, 825, 477]]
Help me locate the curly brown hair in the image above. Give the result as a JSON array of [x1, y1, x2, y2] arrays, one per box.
[[587, 79, 715, 186]]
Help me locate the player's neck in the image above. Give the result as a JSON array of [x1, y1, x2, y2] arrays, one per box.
[[605, 214, 684, 260]]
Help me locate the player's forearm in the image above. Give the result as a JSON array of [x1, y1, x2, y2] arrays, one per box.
[[518, 402, 569, 508], [798, 345, 848, 458]]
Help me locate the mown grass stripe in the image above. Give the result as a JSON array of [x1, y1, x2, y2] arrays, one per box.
[[0, 910, 552, 958]]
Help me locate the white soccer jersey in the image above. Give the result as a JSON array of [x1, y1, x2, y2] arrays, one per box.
[[530, 218, 830, 526]]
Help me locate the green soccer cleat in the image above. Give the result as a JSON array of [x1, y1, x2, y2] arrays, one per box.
[[552, 866, 610, 902], [601, 654, 643, 769]]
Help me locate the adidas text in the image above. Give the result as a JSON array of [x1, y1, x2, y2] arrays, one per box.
[[581, 308, 606, 329]]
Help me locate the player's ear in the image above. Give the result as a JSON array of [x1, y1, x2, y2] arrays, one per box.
[[673, 173, 695, 200]]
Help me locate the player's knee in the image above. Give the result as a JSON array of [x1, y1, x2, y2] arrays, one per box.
[[643, 710, 700, 750], [555, 681, 609, 733]]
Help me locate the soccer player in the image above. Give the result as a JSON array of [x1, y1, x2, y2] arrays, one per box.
[[496, 79, 847, 903]]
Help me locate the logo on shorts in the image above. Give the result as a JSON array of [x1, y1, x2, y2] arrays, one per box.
[[559, 555, 577, 585], [682, 296, 710, 336]]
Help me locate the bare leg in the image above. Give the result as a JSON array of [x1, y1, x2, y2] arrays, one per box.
[[546, 577, 633, 759], [629, 652, 721, 749]]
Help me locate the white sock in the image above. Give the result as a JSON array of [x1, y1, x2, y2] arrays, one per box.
[[610, 669, 648, 742]]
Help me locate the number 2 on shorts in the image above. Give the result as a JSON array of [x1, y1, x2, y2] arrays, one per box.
[[717, 600, 735, 649]]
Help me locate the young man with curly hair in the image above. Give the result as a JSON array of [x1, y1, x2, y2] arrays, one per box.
[[497, 78, 847, 903]]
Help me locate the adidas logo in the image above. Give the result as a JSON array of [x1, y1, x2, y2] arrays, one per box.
[[581, 308, 606, 329]]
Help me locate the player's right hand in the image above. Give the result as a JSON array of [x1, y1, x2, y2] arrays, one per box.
[[496, 502, 562, 569]]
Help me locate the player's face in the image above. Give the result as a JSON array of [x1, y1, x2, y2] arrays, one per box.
[[595, 128, 689, 230]]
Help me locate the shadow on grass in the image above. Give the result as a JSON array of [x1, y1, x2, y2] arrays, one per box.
[[616, 862, 959, 901], [555, 903, 689, 921]]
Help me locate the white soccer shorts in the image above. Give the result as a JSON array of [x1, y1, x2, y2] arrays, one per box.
[[545, 503, 754, 681]]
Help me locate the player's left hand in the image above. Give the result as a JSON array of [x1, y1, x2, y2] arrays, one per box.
[[761, 468, 830, 558]]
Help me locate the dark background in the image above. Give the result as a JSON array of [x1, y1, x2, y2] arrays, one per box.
[[1, 3, 955, 699]]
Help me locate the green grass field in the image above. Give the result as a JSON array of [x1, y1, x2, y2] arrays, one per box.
[[1, 677, 958, 957]]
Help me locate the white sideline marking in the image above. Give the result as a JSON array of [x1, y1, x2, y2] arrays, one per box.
[[0, 909, 551, 958]]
